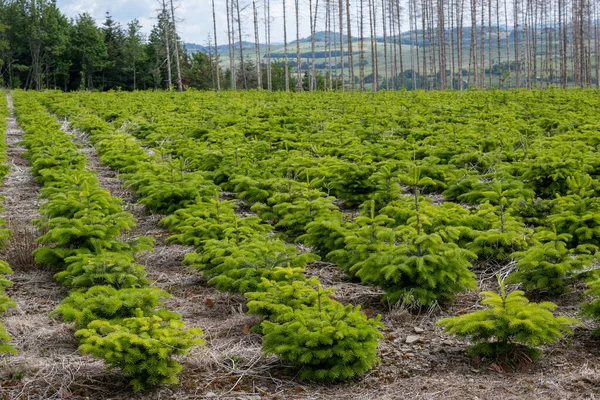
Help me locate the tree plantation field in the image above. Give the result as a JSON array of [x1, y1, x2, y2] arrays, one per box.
[[1, 88, 600, 399]]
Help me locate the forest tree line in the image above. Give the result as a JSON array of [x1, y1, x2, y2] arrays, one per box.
[[0, 0, 305, 91], [1, 0, 600, 92], [218, 0, 600, 91]]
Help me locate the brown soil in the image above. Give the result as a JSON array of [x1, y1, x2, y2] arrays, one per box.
[[0, 101, 598, 399]]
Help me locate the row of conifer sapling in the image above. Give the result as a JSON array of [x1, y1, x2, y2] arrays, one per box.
[[41, 91, 597, 373], [39, 92, 385, 382], [12, 91, 204, 392]]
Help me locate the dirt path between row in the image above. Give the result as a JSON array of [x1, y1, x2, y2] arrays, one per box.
[[0, 94, 128, 399], [59, 119, 272, 399]]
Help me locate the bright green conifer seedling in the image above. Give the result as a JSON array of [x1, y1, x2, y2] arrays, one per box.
[[76, 313, 204, 391], [507, 227, 593, 294], [438, 276, 580, 362], [259, 286, 383, 381]]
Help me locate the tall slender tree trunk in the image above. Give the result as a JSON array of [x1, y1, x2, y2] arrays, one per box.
[[283, 0, 290, 91], [369, 0, 378, 91], [235, 0, 247, 89], [360, 0, 366, 90], [504, 0, 511, 87], [373, 0, 380, 90], [327, 0, 334, 89], [333, 2, 339, 89], [458, 0, 465, 90], [295, 0, 302, 91], [496, 0, 502, 88], [470, 0, 478, 88], [253, 1, 262, 89], [389, 0, 397, 89], [346, 0, 355, 89], [514, 0, 521, 88], [339, 0, 345, 90], [422, 0, 428, 89], [438, 0, 447, 89], [396, 0, 405, 89], [209, 36, 216, 89], [381, 0, 389, 89], [595, 0, 600, 88], [212, 0, 221, 91], [226, 0, 236, 88], [311, 0, 320, 90], [412, 0, 419, 89], [487, 0, 492, 88], [265, 0, 272, 90], [524, 0, 531, 89], [162, 0, 173, 90], [480, 0, 486, 87], [169, 0, 183, 91]]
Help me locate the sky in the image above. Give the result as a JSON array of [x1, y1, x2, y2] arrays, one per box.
[[55, 0, 316, 46]]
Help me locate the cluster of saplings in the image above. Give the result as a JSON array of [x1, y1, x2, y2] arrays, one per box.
[[39, 92, 383, 382], [30, 89, 600, 379], [11, 92, 203, 391], [0, 94, 15, 356]]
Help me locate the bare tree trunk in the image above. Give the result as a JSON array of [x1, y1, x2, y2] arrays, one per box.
[[346, 0, 355, 89], [369, 0, 378, 90], [162, 0, 173, 90], [169, 0, 183, 91], [311, 0, 320, 90], [524, 0, 531, 89], [559, 0, 566, 87], [514, 0, 521, 88], [428, 0, 437, 89], [295, 0, 302, 90], [421, 0, 428, 89], [480, 0, 485, 87], [327, 0, 334, 89], [339, 0, 345, 90], [469, 0, 478, 88], [412, 0, 420, 89], [595, 0, 600, 88], [487, 0, 492, 88], [381, 0, 389, 89], [209, 35, 216, 89], [226, 0, 236, 88], [586, 0, 592, 87], [496, 0, 502, 88], [438, 0, 447, 89], [253, 0, 262, 89], [396, 0, 405, 88], [265, 0, 272, 90], [212, 0, 221, 91], [333, 2, 339, 89], [450, 0, 456, 88], [390, 0, 398, 90], [504, 0, 511, 87], [533, 0, 539, 87], [360, 0, 366, 90], [458, 0, 465, 90], [283, 0, 290, 91], [235, 0, 247, 89]]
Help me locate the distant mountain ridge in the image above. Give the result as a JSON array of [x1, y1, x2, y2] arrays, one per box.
[[185, 27, 513, 56]]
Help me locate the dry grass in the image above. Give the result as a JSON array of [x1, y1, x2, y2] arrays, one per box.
[[3, 220, 38, 270]]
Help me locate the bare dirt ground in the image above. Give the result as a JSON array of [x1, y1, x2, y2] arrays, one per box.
[[0, 103, 599, 399]]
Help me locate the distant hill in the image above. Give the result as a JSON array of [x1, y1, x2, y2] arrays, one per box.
[[184, 25, 521, 80], [185, 26, 508, 56], [185, 41, 268, 55]]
